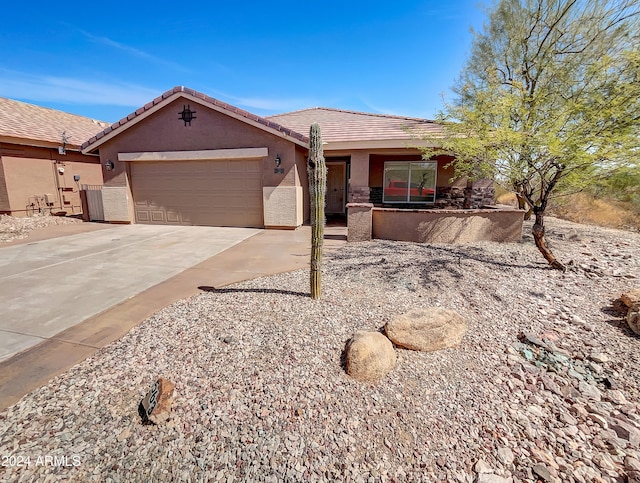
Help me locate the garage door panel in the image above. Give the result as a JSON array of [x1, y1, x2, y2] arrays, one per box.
[[151, 211, 166, 223], [135, 193, 262, 210], [131, 160, 264, 227], [135, 179, 262, 192]]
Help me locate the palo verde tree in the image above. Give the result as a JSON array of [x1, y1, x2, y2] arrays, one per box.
[[430, 0, 640, 270], [308, 123, 327, 299]]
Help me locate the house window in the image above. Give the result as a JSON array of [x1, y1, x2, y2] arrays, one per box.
[[383, 161, 436, 203]]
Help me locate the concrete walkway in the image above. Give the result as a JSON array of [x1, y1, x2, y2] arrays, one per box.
[[0, 224, 346, 410]]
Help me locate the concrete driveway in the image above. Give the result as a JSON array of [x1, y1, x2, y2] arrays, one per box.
[[0, 224, 259, 362]]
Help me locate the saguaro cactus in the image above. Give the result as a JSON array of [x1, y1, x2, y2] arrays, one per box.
[[308, 123, 326, 299]]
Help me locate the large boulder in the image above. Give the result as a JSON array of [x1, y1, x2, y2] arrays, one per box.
[[628, 306, 640, 335], [621, 288, 640, 308], [345, 331, 396, 382], [385, 307, 467, 352]]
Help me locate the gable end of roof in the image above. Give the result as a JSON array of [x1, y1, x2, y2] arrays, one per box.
[[81, 87, 309, 153]]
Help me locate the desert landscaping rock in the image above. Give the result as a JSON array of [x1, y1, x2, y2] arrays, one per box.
[[477, 475, 513, 483], [627, 306, 640, 335], [385, 307, 467, 352], [0, 216, 639, 481], [621, 288, 640, 308], [0, 213, 81, 244], [139, 377, 175, 425], [344, 331, 396, 382]]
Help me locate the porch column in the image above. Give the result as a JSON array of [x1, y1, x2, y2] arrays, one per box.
[[348, 152, 370, 203]]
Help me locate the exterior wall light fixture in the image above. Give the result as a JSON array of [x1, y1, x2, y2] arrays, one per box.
[[105, 160, 115, 171], [274, 155, 284, 174]]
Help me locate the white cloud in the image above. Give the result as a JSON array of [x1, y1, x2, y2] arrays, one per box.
[[79, 30, 190, 73], [0, 69, 160, 106], [358, 96, 432, 119], [202, 86, 319, 114]]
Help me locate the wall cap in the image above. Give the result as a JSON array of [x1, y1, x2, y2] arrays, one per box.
[[373, 207, 525, 214], [346, 203, 374, 208]]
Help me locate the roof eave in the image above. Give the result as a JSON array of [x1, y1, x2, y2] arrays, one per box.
[[81, 90, 309, 154], [323, 139, 441, 151], [0, 135, 89, 153]]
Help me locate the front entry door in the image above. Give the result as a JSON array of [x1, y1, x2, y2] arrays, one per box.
[[326, 162, 346, 214]]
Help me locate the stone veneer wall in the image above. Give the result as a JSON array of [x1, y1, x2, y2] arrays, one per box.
[[369, 179, 495, 210], [434, 186, 466, 209], [469, 179, 495, 208], [349, 186, 371, 203]]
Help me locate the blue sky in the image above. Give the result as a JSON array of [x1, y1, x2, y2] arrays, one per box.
[[0, 1, 486, 123]]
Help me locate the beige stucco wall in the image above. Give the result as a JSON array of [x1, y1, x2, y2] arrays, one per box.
[[0, 160, 9, 212], [349, 151, 370, 187], [0, 145, 102, 216], [102, 186, 132, 222], [372, 208, 525, 244], [263, 186, 303, 228], [98, 97, 301, 225], [295, 147, 310, 224]]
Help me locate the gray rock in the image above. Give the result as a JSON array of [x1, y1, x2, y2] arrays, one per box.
[[592, 453, 616, 471], [474, 459, 493, 474], [587, 413, 608, 429], [611, 419, 640, 447], [527, 405, 545, 418], [625, 456, 640, 472], [605, 390, 627, 405], [523, 333, 551, 350], [588, 352, 609, 363], [497, 447, 515, 465], [385, 307, 467, 352], [559, 411, 578, 426], [532, 463, 554, 482], [578, 381, 602, 401], [476, 474, 512, 483], [541, 376, 563, 396]]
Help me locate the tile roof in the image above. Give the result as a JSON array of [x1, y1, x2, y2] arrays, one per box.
[[81, 86, 309, 152], [0, 97, 110, 150], [266, 107, 443, 144]]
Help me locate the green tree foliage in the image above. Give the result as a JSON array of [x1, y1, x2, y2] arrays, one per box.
[[429, 0, 640, 270], [588, 164, 640, 211]]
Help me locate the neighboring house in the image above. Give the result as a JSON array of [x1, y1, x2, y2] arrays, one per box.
[[81, 86, 495, 229], [0, 97, 109, 217]]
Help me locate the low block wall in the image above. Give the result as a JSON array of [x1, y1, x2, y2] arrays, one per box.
[[372, 207, 525, 244], [263, 186, 303, 229], [346, 203, 373, 242]]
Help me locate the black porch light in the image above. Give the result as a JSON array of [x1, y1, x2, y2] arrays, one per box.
[[179, 104, 197, 126]]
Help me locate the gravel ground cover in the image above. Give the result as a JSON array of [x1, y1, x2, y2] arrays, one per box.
[[0, 214, 82, 244], [1, 217, 639, 482]]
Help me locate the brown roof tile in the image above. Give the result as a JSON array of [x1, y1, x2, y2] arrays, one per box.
[[266, 107, 443, 144], [81, 86, 308, 152], [0, 97, 110, 150]]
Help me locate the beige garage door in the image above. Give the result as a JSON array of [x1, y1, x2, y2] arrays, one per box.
[[130, 160, 263, 227]]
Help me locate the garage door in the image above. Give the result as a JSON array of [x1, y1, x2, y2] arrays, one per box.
[[130, 160, 263, 227]]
